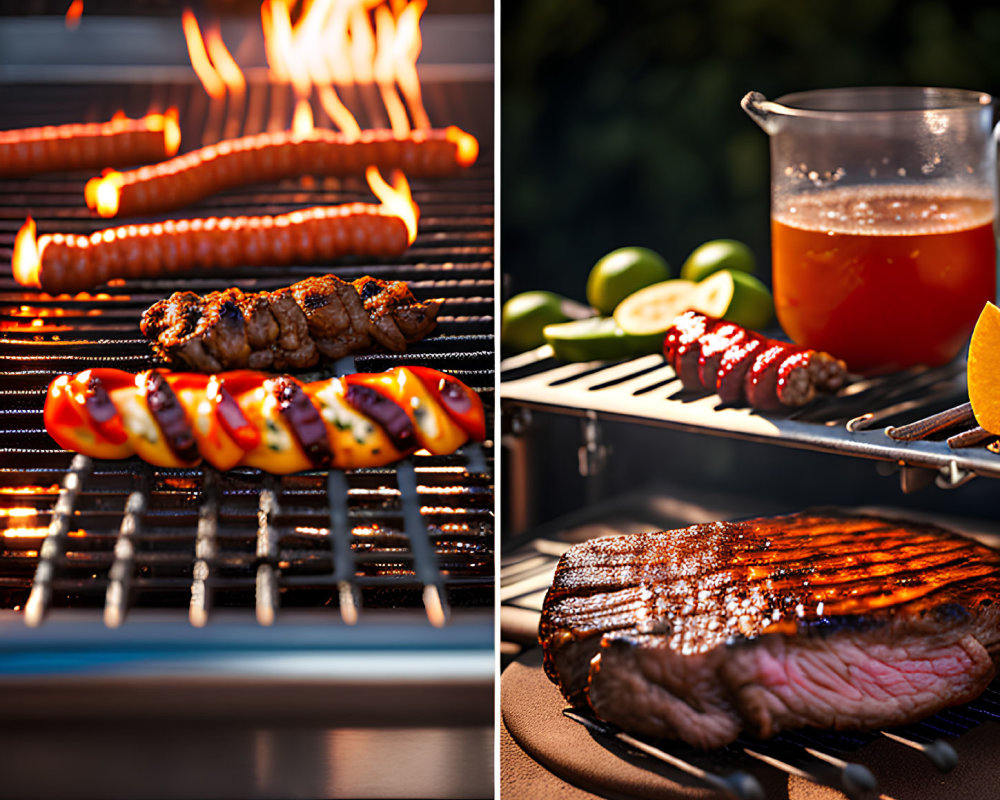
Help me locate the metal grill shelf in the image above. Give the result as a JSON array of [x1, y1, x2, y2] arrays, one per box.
[[501, 350, 998, 487]]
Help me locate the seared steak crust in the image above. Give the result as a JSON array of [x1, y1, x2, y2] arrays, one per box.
[[539, 511, 1000, 748], [141, 275, 442, 372]]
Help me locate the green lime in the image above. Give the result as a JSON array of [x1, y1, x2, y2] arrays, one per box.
[[680, 239, 756, 282], [613, 279, 697, 335], [543, 316, 663, 362], [501, 290, 589, 353], [586, 246, 672, 315], [688, 269, 774, 330]]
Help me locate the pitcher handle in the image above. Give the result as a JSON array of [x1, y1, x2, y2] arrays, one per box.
[[741, 91, 783, 135]]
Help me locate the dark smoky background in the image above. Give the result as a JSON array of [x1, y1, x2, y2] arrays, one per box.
[[499, 0, 1000, 533], [501, 0, 1000, 301]]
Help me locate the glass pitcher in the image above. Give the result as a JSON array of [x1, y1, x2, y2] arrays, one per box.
[[742, 87, 997, 375]]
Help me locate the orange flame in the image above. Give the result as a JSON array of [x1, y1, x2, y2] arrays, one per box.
[[12, 217, 42, 289], [85, 170, 124, 218], [367, 165, 417, 244], [393, 0, 429, 130], [446, 126, 479, 167], [292, 99, 315, 136], [373, 5, 410, 136], [182, 8, 226, 100], [205, 26, 246, 95], [65, 0, 83, 29]]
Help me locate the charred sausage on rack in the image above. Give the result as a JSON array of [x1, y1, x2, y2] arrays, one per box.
[[663, 310, 848, 410], [0, 109, 180, 177], [140, 275, 442, 372], [44, 367, 485, 474], [12, 206, 409, 295], [84, 126, 478, 218]]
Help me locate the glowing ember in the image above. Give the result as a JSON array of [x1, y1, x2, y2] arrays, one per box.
[[0, 508, 38, 518], [0, 486, 60, 495], [367, 165, 418, 244], [2, 528, 47, 539], [65, 0, 83, 29], [12, 217, 42, 289], [182, 8, 227, 100]]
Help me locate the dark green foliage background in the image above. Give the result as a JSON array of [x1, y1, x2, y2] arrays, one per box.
[[501, 0, 1000, 301]]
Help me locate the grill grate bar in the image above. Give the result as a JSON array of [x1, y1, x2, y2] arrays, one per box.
[[398, 458, 450, 628], [0, 75, 494, 624], [188, 468, 219, 628], [102, 469, 149, 628], [23, 453, 91, 627], [255, 477, 281, 627], [742, 746, 872, 800], [327, 469, 361, 625]]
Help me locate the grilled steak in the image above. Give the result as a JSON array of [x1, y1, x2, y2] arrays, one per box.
[[539, 511, 1000, 748], [140, 275, 442, 372]]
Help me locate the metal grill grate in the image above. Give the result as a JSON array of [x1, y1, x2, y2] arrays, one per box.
[[501, 350, 997, 488], [503, 532, 1000, 799], [0, 77, 495, 627]]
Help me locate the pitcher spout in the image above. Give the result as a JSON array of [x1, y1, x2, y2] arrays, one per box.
[[741, 90, 783, 135]]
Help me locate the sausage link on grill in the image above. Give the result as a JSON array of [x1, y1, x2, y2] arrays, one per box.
[[663, 310, 848, 410], [84, 126, 478, 218], [12, 206, 410, 295]]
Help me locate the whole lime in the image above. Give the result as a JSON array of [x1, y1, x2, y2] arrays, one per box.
[[680, 239, 756, 282], [501, 290, 583, 354], [586, 246, 671, 315]]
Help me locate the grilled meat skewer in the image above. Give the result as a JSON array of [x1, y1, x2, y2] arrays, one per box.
[[44, 366, 485, 474], [663, 310, 848, 410], [141, 275, 442, 372]]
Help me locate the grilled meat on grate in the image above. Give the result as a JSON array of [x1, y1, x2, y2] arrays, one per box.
[[664, 310, 848, 410], [140, 275, 442, 372], [539, 510, 1000, 749]]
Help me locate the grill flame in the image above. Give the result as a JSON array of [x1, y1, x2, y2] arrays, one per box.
[[367, 166, 418, 244], [12, 217, 42, 289], [184, 0, 448, 142], [182, 9, 227, 100], [65, 0, 83, 29]]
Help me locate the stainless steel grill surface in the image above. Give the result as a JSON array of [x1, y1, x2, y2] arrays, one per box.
[[0, 78, 494, 627], [501, 349, 997, 488]]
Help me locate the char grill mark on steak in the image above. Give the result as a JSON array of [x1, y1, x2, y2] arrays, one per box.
[[539, 511, 1000, 748], [140, 275, 442, 372]]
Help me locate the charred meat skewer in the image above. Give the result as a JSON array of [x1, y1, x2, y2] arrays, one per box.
[[663, 310, 848, 410], [141, 275, 442, 372]]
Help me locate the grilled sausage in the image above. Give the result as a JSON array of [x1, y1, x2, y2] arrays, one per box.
[[0, 109, 180, 177], [85, 126, 478, 218], [663, 310, 848, 410], [43, 366, 486, 474], [12, 206, 409, 295]]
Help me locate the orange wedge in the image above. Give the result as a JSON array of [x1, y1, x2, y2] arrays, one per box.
[[967, 301, 1000, 435]]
